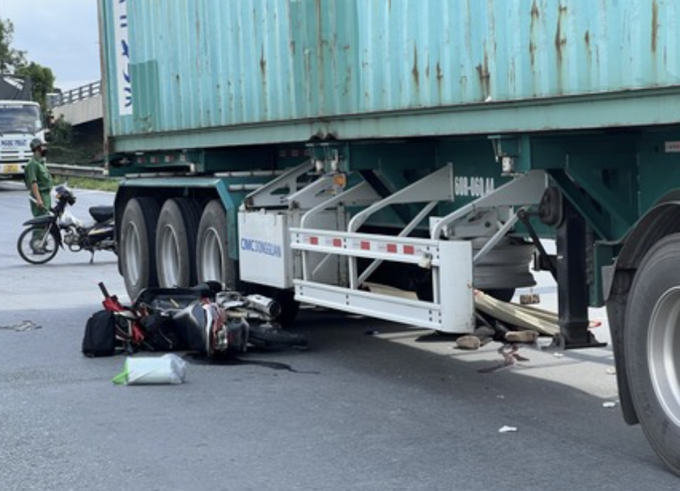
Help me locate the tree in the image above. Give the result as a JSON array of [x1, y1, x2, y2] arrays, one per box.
[[0, 19, 55, 112], [16, 62, 55, 111], [0, 19, 26, 72]]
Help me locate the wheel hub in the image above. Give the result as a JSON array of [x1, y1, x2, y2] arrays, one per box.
[[648, 287, 680, 427]]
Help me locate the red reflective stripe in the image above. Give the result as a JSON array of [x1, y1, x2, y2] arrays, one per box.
[[387, 243, 397, 253], [404, 245, 415, 255], [310, 237, 319, 245], [361, 241, 371, 250], [332, 238, 342, 247]]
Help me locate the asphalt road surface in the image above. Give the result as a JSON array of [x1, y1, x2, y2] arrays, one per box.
[[0, 181, 678, 490]]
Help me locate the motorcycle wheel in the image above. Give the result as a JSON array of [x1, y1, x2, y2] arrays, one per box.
[[17, 225, 59, 265]]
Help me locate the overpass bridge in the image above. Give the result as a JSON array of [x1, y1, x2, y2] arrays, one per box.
[[50, 81, 103, 126], [49, 82, 104, 165]]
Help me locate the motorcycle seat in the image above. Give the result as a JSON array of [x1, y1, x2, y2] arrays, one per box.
[[90, 206, 114, 223]]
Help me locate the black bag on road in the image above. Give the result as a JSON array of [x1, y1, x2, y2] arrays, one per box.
[[82, 310, 117, 357]]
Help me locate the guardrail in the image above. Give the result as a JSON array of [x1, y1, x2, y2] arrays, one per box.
[[47, 163, 109, 179], [49, 81, 102, 108]]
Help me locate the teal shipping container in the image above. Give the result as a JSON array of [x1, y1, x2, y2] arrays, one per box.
[[100, 0, 680, 151]]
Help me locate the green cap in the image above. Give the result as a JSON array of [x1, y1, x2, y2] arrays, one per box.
[[30, 137, 44, 151]]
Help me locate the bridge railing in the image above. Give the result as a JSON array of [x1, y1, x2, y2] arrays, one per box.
[[49, 81, 101, 108]]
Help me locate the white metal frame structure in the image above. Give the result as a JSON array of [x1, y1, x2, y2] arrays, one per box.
[[242, 162, 549, 333]]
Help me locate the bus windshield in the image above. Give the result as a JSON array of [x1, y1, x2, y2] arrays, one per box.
[[0, 104, 42, 134]]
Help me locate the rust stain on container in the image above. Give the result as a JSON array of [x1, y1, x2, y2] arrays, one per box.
[[412, 44, 420, 87], [554, 4, 567, 63], [530, 1, 540, 22], [651, 0, 659, 52], [554, 3, 568, 93], [343, 65, 352, 96], [195, 13, 201, 73], [436, 61, 443, 98], [260, 46, 267, 78], [475, 49, 490, 101], [315, 0, 325, 94], [286, 0, 296, 56], [584, 29, 591, 62], [529, 0, 540, 67]]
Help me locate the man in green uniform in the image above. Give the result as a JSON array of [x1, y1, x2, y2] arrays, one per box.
[[24, 137, 53, 252]]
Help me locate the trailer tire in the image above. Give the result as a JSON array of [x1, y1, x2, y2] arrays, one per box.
[[156, 198, 200, 289], [120, 197, 160, 301], [625, 233, 680, 476], [196, 200, 238, 290]]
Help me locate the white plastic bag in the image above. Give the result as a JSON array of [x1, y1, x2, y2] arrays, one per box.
[[112, 354, 187, 385]]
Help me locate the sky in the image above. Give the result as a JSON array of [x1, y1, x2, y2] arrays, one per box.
[[0, 0, 100, 91]]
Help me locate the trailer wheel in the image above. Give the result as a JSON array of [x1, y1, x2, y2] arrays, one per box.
[[120, 197, 160, 301], [196, 200, 238, 290], [156, 198, 200, 288], [625, 233, 680, 476]]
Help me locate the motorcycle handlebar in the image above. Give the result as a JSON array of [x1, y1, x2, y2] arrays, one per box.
[[98, 282, 110, 298]]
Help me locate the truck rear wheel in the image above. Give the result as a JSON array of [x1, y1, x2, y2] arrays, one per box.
[[120, 197, 160, 301], [156, 198, 200, 288], [196, 200, 238, 290], [625, 233, 680, 476]]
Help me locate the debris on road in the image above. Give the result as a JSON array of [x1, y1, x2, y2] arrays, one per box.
[[112, 354, 187, 385], [498, 425, 518, 433], [519, 293, 541, 305], [475, 290, 560, 336], [478, 344, 532, 373], [456, 335, 481, 350], [0, 320, 41, 331], [602, 401, 617, 408]]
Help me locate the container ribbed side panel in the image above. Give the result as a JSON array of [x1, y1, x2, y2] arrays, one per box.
[[101, 0, 680, 141]]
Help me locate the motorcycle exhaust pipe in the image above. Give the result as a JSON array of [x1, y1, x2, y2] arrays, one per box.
[[245, 294, 281, 318]]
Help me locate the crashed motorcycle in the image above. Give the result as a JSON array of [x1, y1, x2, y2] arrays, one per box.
[[94, 281, 306, 358], [17, 184, 116, 265]]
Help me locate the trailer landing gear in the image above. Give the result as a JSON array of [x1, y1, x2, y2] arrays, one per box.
[[555, 196, 605, 349]]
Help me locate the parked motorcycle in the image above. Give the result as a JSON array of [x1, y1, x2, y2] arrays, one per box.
[[17, 184, 116, 265]]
